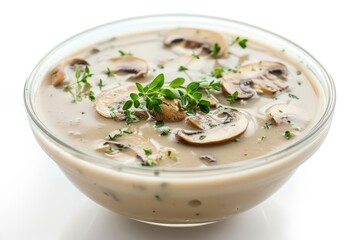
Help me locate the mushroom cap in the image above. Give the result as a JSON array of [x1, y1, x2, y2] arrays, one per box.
[[222, 61, 289, 99], [95, 85, 137, 119], [164, 28, 228, 58], [266, 103, 309, 130], [152, 99, 187, 122], [177, 109, 249, 145], [102, 134, 158, 164], [108, 55, 149, 78], [50, 57, 89, 86], [50, 63, 66, 86]]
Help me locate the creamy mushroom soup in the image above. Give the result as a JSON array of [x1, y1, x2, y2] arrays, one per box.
[[36, 28, 319, 168]]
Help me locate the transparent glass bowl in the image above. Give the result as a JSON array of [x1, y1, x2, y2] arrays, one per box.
[[24, 14, 336, 227]]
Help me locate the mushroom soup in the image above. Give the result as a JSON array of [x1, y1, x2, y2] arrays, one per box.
[[36, 28, 319, 168]]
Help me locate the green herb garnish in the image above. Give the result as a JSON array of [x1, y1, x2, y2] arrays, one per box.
[[264, 122, 271, 129], [211, 43, 220, 56], [288, 93, 299, 100], [124, 74, 211, 118], [191, 52, 200, 59], [233, 36, 248, 48], [211, 67, 225, 78], [226, 91, 238, 103], [160, 127, 171, 136], [98, 79, 104, 90], [178, 65, 188, 72], [155, 121, 164, 128], [118, 50, 132, 56], [144, 148, 153, 156], [199, 135, 206, 140], [64, 66, 93, 102], [106, 67, 114, 77], [284, 130, 295, 140]]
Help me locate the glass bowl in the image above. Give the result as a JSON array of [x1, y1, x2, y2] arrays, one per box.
[[24, 14, 336, 227]]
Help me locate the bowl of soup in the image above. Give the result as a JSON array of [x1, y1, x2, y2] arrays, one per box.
[[24, 14, 335, 227]]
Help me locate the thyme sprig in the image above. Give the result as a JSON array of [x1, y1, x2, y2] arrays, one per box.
[[122, 74, 213, 122], [64, 66, 94, 102]]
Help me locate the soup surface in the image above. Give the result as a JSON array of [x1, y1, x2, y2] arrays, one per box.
[[36, 28, 319, 168]]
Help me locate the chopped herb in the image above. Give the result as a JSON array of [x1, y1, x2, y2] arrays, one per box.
[[297, 81, 302, 86], [238, 39, 248, 48], [88, 91, 95, 101], [288, 93, 299, 100], [211, 43, 220, 56], [191, 52, 200, 59], [107, 145, 113, 152], [234, 138, 241, 142], [296, 70, 302, 75], [110, 112, 116, 118], [157, 64, 164, 69], [118, 50, 132, 56], [160, 127, 171, 136], [278, 109, 283, 113], [106, 67, 114, 77], [154, 170, 160, 176], [211, 67, 224, 78], [123, 129, 133, 134], [178, 65, 188, 72], [81, 112, 85, 115], [144, 148, 153, 156], [281, 49, 286, 53], [167, 150, 172, 156], [98, 79, 104, 90], [209, 123, 217, 128], [233, 36, 248, 48], [155, 121, 164, 128], [264, 122, 271, 129], [284, 130, 295, 139], [145, 159, 156, 166], [244, 153, 248, 156], [123, 109, 140, 125], [155, 195, 162, 201], [199, 135, 206, 140], [226, 91, 238, 103]]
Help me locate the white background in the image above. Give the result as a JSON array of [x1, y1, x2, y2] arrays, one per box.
[[0, 1, 358, 239]]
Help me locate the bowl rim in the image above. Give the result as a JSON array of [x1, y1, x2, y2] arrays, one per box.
[[24, 14, 336, 174]]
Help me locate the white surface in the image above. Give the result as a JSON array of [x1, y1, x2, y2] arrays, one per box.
[[0, 1, 358, 239]]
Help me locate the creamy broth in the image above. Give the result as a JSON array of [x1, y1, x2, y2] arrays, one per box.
[[36, 28, 318, 168]]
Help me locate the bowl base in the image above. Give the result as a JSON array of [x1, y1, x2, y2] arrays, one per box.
[[133, 218, 217, 227]]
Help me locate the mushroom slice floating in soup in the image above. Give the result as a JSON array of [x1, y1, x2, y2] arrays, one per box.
[[222, 61, 289, 99], [98, 134, 177, 166], [266, 103, 309, 130], [151, 99, 187, 122], [164, 28, 228, 58], [51, 57, 89, 86], [106, 55, 149, 78], [95, 85, 146, 119], [177, 109, 248, 145]]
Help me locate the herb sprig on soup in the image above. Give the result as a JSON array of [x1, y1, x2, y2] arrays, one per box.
[[37, 28, 317, 168]]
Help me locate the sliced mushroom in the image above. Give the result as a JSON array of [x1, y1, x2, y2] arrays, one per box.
[[177, 109, 248, 145], [98, 134, 178, 166], [222, 61, 289, 99], [152, 99, 187, 122], [50, 58, 89, 86], [95, 85, 146, 119], [266, 103, 309, 130], [107, 55, 149, 78], [100, 134, 158, 165], [164, 28, 228, 58]]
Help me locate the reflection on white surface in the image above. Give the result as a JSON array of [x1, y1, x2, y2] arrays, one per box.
[[60, 200, 289, 240]]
